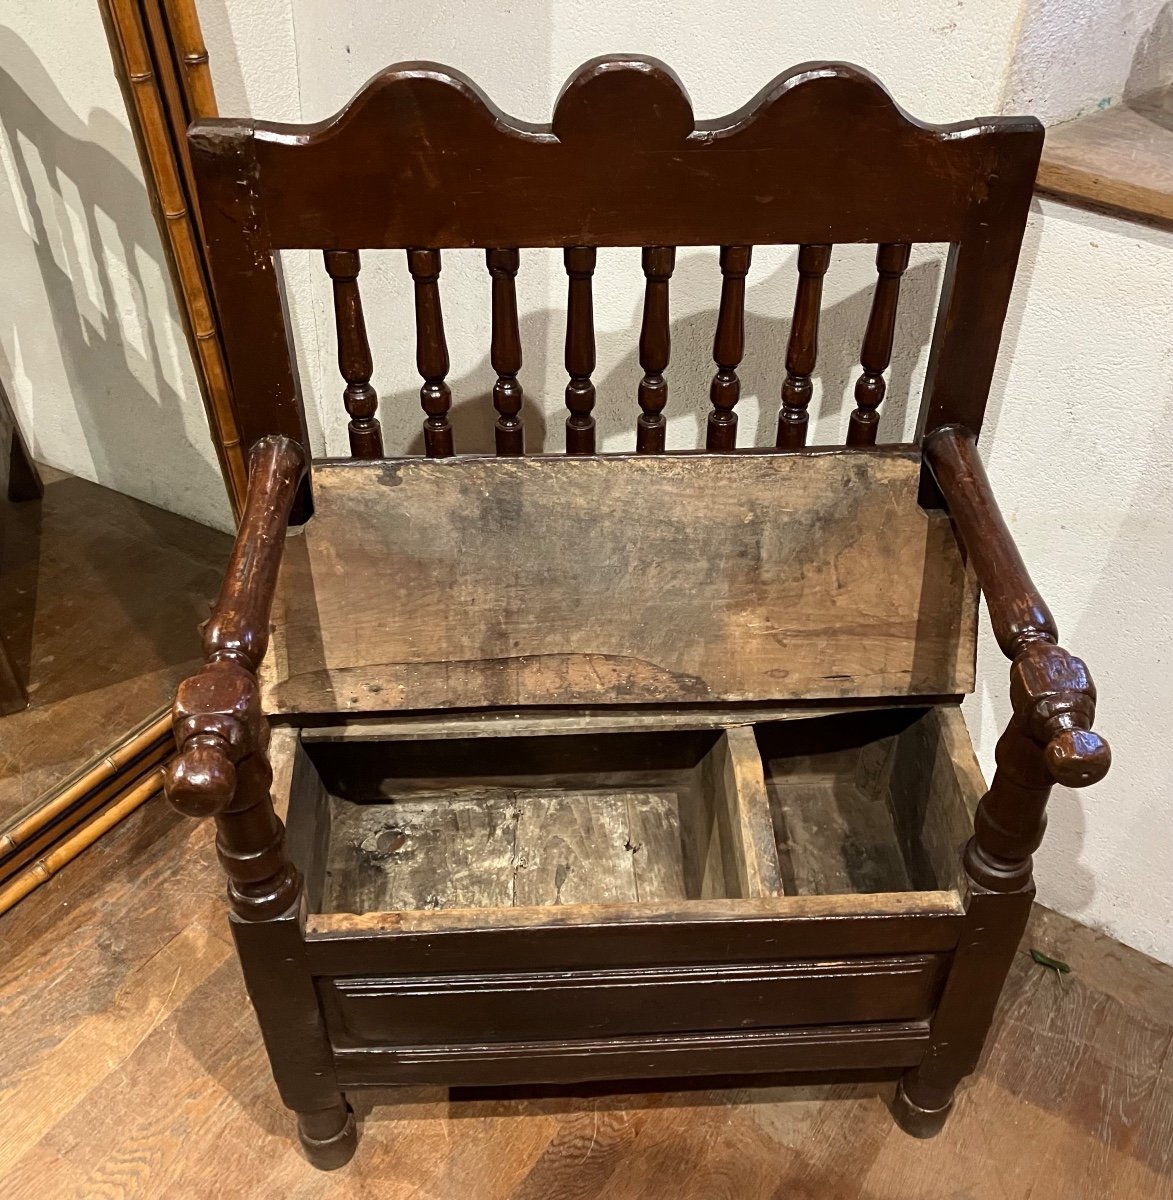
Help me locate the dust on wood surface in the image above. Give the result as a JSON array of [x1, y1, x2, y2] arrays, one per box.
[[323, 788, 705, 913], [263, 451, 977, 714]]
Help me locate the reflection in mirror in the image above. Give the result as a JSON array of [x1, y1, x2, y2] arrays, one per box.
[[0, 0, 235, 908]]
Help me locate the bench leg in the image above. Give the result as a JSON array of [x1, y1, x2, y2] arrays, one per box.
[[232, 903, 359, 1170], [297, 1098, 358, 1171]]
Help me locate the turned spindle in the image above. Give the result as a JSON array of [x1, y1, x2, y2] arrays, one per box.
[[776, 244, 831, 448], [636, 246, 675, 452], [564, 246, 597, 454], [707, 245, 752, 450], [848, 243, 910, 446], [323, 249, 383, 458], [407, 248, 453, 457], [486, 248, 524, 455]]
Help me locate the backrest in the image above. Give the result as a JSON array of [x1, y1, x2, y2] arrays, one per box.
[[189, 58, 1043, 484], [192, 58, 1043, 713]]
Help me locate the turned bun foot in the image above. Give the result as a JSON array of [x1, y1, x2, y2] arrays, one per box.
[[891, 1076, 954, 1139], [297, 1101, 357, 1170]]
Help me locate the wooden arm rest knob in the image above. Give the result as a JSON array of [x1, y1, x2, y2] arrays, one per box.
[[165, 742, 237, 818], [1045, 727, 1111, 788], [1010, 642, 1110, 789], [167, 658, 263, 819]]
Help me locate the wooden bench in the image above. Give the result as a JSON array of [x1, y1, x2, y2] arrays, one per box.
[[164, 58, 1110, 1169]]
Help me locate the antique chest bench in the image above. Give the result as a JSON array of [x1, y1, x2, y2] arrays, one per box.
[[164, 57, 1110, 1168]]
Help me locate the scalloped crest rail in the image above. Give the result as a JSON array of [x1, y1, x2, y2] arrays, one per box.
[[189, 56, 1043, 469]]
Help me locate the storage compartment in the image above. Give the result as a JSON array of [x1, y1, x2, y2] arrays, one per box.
[[758, 706, 982, 898], [281, 704, 983, 921], [286, 725, 784, 914]]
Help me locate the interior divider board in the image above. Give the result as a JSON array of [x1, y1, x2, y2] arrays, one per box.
[[702, 725, 784, 898]]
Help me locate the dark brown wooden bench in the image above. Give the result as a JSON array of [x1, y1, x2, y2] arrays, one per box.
[[164, 58, 1110, 1169]]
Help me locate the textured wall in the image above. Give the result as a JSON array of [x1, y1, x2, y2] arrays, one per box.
[[972, 199, 1173, 960], [1005, 0, 1173, 123]]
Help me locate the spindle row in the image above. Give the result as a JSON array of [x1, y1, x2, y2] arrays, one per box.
[[321, 243, 912, 457]]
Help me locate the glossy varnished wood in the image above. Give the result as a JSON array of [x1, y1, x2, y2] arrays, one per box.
[[636, 246, 675, 452], [848, 243, 911, 445], [406, 249, 454, 458], [776, 244, 832, 448], [187, 59, 1043, 461], [322, 249, 383, 458], [486, 248, 524, 455], [563, 246, 597, 454], [707, 245, 751, 450]]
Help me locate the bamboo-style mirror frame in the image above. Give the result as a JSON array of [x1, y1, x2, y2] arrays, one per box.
[[0, 0, 236, 910]]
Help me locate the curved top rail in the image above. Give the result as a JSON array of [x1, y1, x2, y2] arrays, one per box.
[[190, 56, 1042, 250]]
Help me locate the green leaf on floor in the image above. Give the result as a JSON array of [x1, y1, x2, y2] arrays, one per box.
[[1030, 948, 1072, 975]]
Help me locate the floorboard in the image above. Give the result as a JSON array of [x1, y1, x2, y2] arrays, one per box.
[[0, 467, 229, 822], [1, 795, 1170, 1198]]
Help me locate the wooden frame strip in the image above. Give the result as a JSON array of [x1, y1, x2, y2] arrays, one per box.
[[99, 0, 246, 515]]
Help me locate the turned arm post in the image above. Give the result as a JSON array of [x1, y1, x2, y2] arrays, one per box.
[[164, 435, 307, 920], [924, 425, 1111, 893]]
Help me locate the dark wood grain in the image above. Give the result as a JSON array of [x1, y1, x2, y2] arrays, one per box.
[[165, 436, 306, 920], [485, 248, 524, 455], [636, 246, 675, 452], [187, 58, 1042, 492], [892, 424, 1112, 1135], [322, 249, 383, 458], [707, 245, 752, 450], [563, 245, 597, 454], [848, 243, 911, 445], [776, 245, 832, 448], [406, 248, 453, 457]]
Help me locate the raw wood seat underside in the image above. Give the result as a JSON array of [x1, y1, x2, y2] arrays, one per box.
[[262, 448, 978, 715]]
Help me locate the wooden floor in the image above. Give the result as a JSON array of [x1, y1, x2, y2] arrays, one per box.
[[0, 468, 229, 821], [0, 794, 1170, 1199]]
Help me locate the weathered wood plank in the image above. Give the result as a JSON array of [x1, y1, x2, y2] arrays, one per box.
[[702, 726, 784, 899], [627, 792, 689, 903], [885, 706, 983, 893], [262, 450, 977, 715], [324, 791, 521, 913], [513, 792, 639, 907]]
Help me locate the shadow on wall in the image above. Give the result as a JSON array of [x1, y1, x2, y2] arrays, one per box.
[[1126, 0, 1173, 121], [379, 253, 943, 456], [0, 29, 225, 665]]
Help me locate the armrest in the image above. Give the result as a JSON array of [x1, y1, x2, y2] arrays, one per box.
[[165, 436, 305, 821], [924, 424, 1110, 789]]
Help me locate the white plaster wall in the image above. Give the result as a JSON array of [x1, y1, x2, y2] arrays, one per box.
[[1005, 0, 1173, 123], [972, 199, 1173, 961], [0, 0, 231, 529]]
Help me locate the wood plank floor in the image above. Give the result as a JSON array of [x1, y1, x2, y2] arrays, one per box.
[[0, 795, 1169, 1198], [0, 468, 229, 821]]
